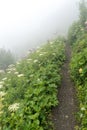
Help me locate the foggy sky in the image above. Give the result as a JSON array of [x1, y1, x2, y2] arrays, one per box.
[[0, 0, 80, 57]]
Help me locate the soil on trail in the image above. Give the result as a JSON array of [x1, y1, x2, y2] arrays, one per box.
[[52, 43, 77, 130]]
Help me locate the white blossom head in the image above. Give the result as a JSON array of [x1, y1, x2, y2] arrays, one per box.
[[0, 91, 6, 97], [8, 103, 20, 112]]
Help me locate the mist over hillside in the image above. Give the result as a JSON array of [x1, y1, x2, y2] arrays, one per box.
[[0, 0, 80, 58]]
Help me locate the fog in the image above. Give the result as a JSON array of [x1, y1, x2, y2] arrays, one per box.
[[0, 0, 80, 58]]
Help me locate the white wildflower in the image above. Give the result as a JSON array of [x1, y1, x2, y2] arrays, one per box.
[[8, 103, 20, 112], [27, 59, 32, 61], [52, 53, 56, 55], [30, 74, 33, 77], [12, 68, 16, 71], [50, 42, 53, 44], [7, 67, 16, 72], [34, 60, 38, 63], [80, 113, 83, 118], [85, 21, 87, 25], [0, 91, 6, 97], [7, 71, 11, 74], [43, 52, 47, 54], [37, 78, 40, 82], [16, 62, 21, 65], [14, 72, 19, 75], [0, 81, 4, 85], [8, 64, 15, 68], [81, 107, 86, 111], [81, 28, 84, 31], [17, 74, 24, 77], [2, 77, 7, 81], [39, 54, 43, 56]]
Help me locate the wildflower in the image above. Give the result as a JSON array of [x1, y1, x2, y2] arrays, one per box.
[[81, 28, 84, 31], [14, 72, 19, 75], [43, 52, 47, 54], [0, 81, 4, 85], [81, 107, 86, 111], [0, 91, 6, 97], [39, 54, 43, 56], [7, 71, 11, 74], [17, 74, 24, 77], [27, 59, 32, 61], [80, 113, 83, 118], [8, 103, 20, 112], [8, 64, 15, 68], [34, 60, 38, 63], [50, 42, 53, 44], [85, 21, 87, 25], [2, 77, 7, 81], [16, 62, 21, 65], [30, 74, 33, 77], [52, 53, 56, 55], [12, 68, 16, 71], [37, 78, 40, 82], [79, 68, 83, 73]]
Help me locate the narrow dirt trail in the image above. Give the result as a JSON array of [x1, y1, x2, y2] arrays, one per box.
[[52, 43, 77, 130]]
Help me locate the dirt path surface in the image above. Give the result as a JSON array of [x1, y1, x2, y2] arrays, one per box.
[[52, 43, 77, 130]]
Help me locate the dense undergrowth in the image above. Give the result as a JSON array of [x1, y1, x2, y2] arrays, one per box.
[[69, 20, 87, 129], [0, 39, 65, 130]]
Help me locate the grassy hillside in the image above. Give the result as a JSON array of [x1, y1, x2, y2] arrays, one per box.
[[0, 39, 65, 130]]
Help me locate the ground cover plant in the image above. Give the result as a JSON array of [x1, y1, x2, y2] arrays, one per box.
[[0, 39, 65, 130], [70, 33, 87, 130]]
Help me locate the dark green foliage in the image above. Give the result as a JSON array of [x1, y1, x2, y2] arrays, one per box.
[[68, 21, 84, 45], [0, 48, 15, 70], [68, 1, 87, 129], [79, 0, 87, 27]]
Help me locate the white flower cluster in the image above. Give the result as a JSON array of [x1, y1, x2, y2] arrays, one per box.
[[26, 58, 32, 63], [8, 103, 20, 112], [27, 59, 32, 61], [34, 60, 38, 63], [52, 53, 56, 55], [16, 61, 21, 65], [2, 77, 7, 81], [14, 72, 19, 75], [6, 67, 16, 74], [0, 91, 6, 98], [17, 74, 24, 78], [50, 42, 53, 45], [8, 64, 15, 68], [81, 107, 86, 111], [39, 53, 44, 56]]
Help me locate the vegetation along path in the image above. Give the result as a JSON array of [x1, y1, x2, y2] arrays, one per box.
[[52, 43, 77, 130]]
